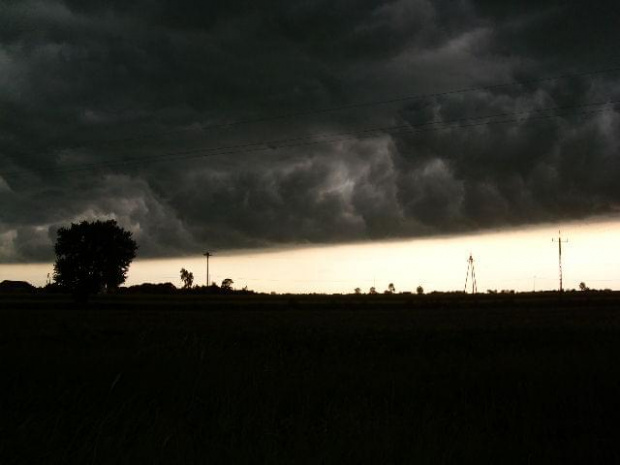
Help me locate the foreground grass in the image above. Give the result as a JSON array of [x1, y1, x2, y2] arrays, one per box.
[[2, 293, 620, 463]]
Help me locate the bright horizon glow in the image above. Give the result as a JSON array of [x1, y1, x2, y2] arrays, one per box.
[[1, 216, 619, 294]]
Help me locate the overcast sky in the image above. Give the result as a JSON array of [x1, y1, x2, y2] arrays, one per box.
[[1, 0, 620, 262]]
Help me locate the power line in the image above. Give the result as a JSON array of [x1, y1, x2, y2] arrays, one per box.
[[69, 65, 620, 144], [203, 66, 620, 129], [161, 98, 619, 159], [7, 65, 620, 154], [209, 275, 377, 283], [2, 100, 617, 179], [3, 105, 613, 178]]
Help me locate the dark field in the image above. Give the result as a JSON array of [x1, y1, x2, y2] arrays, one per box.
[[3, 293, 620, 463]]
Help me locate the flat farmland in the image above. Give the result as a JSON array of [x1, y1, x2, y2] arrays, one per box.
[[2, 293, 620, 463]]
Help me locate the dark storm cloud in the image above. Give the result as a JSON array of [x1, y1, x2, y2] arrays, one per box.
[[1, 0, 620, 261]]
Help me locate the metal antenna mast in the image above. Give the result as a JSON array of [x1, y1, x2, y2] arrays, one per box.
[[203, 251, 213, 287], [551, 231, 568, 292], [464, 253, 478, 294]]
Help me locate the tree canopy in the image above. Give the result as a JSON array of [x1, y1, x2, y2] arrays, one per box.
[[54, 220, 137, 299], [180, 268, 194, 289]]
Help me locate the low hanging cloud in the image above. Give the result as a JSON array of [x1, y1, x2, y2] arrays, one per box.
[[1, 0, 620, 262]]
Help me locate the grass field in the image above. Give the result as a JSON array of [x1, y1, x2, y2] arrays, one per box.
[[3, 292, 620, 463]]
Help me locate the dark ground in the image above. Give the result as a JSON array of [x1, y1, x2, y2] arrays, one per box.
[[2, 292, 620, 464]]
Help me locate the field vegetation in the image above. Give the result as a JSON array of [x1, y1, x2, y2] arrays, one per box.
[[3, 292, 620, 463]]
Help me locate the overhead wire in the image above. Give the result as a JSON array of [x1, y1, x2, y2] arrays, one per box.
[[201, 66, 620, 128], [2, 99, 617, 178], [5, 64, 620, 155], [54, 65, 620, 146]]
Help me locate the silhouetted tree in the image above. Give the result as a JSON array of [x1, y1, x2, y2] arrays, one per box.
[[579, 282, 589, 291], [369, 286, 377, 295], [180, 268, 194, 289], [354, 287, 362, 294], [416, 285, 424, 295], [387, 283, 396, 294], [221, 278, 234, 291], [54, 220, 137, 301]]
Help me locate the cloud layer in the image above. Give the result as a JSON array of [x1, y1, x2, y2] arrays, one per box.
[[1, 0, 620, 261]]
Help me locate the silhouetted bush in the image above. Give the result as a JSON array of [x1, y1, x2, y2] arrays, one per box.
[[0, 280, 36, 294], [124, 283, 177, 294]]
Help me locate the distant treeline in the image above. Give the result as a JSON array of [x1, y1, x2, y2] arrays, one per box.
[[121, 282, 257, 295], [0, 279, 614, 297], [0, 280, 256, 296]]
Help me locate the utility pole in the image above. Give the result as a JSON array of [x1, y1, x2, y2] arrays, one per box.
[[552, 231, 568, 292], [203, 251, 213, 287], [464, 253, 477, 294]]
